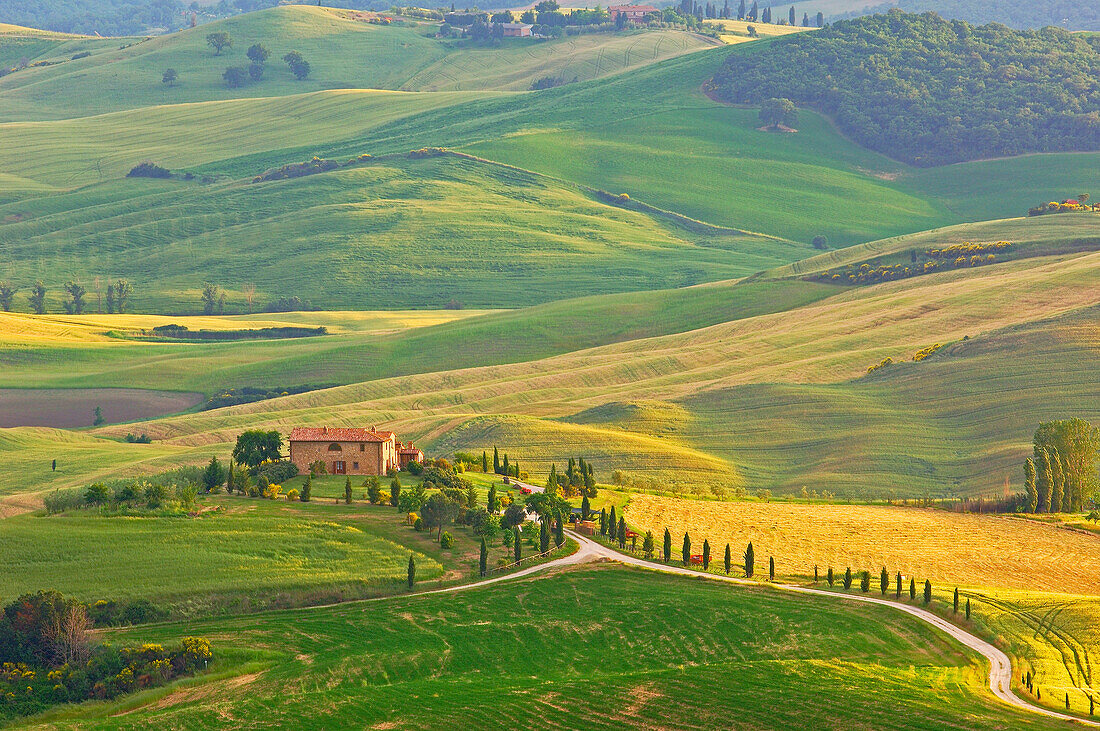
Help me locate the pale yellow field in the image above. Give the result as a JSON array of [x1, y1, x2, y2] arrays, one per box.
[[0, 309, 495, 344], [625, 494, 1100, 595], [703, 18, 814, 44]]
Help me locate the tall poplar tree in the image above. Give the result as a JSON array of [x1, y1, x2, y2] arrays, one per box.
[[1024, 457, 1038, 512], [1037, 449, 1053, 512], [1051, 449, 1065, 513]]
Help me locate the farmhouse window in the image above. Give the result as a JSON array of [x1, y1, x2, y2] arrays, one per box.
[[328, 443, 342, 451], [359, 443, 365, 451], [353, 462, 359, 470]]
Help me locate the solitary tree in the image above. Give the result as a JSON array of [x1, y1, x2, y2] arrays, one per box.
[[0, 280, 15, 311], [880, 566, 889, 595], [682, 532, 691, 566], [246, 43, 270, 64], [301, 473, 311, 502], [63, 280, 87, 314], [206, 31, 232, 55], [479, 537, 488, 576], [29, 280, 47, 314], [162, 68, 178, 86], [663, 528, 672, 562], [93, 406, 105, 426], [966, 598, 971, 620], [232, 429, 282, 471], [223, 66, 248, 88], [953, 587, 960, 614], [702, 539, 711, 571], [724, 544, 732, 574], [200, 282, 225, 314], [827, 567, 834, 586], [923, 579, 932, 605], [769, 556, 775, 581], [910, 577, 916, 600], [407, 554, 415, 588], [759, 97, 796, 129], [744, 541, 754, 578], [345, 477, 353, 504]]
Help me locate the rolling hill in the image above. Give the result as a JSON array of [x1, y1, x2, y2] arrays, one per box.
[[0, 6, 718, 121]]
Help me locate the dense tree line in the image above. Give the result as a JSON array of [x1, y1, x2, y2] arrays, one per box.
[[1023, 418, 1099, 513], [834, 0, 1099, 32], [707, 10, 1100, 166]]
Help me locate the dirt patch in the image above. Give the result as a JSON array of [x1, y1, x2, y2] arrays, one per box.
[[2, 213, 25, 223], [114, 671, 262, 715], [756, 124, 798, 133], [619, 683, 663, 719], [0, 494, 42, 518], [0, 387, 203, 428]]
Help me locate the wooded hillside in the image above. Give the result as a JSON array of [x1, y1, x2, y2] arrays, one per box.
[[708, 10, 1100, 165]]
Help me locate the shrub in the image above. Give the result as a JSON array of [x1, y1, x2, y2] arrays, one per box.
[[126, 161, 171, 179], [413, 517, 423, 531], [286, 488, 300, 501], [440, 531, 455, 548], [406, 460, 423, 475], [309, 460, 327, 476], [256, 460, 298, 484], [44, 488, 85, 514]]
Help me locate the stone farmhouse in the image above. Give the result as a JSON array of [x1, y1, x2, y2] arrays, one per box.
[[289, 426, 424, 476], [609, 4, 659, 22]]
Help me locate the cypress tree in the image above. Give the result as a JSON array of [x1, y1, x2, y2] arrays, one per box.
[[815, 10, 823, 26], [966, 598, 971, 620], [227, 461, 235, 494], [479, 538, 488, 576], [600, 508, 607, 535], [617, 517, 626, 548], [788, 5, 794, 23], [556, 518, 564, 547], [880, 566, 888, 595], [1024, 457, 1038, 512], [737, 0, 745, 18], [540, 519, 550, 552], [1090, 695, 1094, 715], [663, 528, 672, 562], [344, 476, 352, 504], [301, 473, 312, 502], [814, 565, 818, 582], [482, 451, 488, 473], [910, 577, 916, 600], [1067, 693, 1070, 710], [923, 579, 932, 605], [953, 587, 960, 613], [860, 571, 870, 592], [643, 530, 654, 558], [609, 506, 617, 539], [493, 446, 500, 474], [682, 532, 691, 566], [407, 554, 415, 588], [503, 453, 509, 476], [581, 494, 590, 520], [827, 567, 834, 586], [514, 526, 522, 563], [769, 556, 775, 581], [1037, 449, 1053, 513], [488, 484, 498, 513], [802, 11, 808, 25], [843, 567, 852, 589], [1051, 448, 1065, 513], [703, 539, 711, 571], [725, 544, 732, 574], [896, 571, 902, 598], [390, 475, 401, 507], [744, 542, 754, 578]]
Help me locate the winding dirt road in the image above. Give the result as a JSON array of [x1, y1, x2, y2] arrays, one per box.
[[563, 530, 1100, 728]]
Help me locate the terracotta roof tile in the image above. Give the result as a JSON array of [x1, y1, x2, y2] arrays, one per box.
[[289, 427, 391, 442]]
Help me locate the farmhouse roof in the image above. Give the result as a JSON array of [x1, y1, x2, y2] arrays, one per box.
[[610, 4, 659, 10], [289, 426, 393, 442], [500, 22, 533, 28]]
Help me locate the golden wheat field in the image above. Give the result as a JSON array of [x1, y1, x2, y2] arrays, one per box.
[[625, 495, 1100, 595]]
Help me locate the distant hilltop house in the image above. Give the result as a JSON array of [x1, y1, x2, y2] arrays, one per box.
[[289, 426, 423, 476], [500, 22, 533, 37], [609, 4, 659, 22]]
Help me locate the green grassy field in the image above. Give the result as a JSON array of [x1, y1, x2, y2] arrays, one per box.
[[0, 6, 716, 121], [0, 153, 793, 311], [20, 566, 1070, 729]]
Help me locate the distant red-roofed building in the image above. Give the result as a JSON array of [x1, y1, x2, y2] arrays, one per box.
[[289, 426, 419, 476], [609, 4, 658, 22]]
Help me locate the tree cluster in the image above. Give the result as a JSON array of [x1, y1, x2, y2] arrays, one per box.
[[1023, 419, 1099, 513], [707, 10, 1100, 166], [545, 457, 597, 498]]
